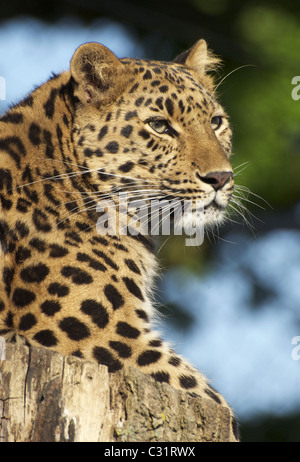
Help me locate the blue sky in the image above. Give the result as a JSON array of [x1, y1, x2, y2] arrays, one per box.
[[0, 16, 143, 110], [1, 15, 300, 422]]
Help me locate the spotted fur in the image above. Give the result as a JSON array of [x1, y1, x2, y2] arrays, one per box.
[[0, 40, 238, 441]]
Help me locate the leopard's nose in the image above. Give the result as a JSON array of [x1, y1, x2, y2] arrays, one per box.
[[197, 171, 233, 191]]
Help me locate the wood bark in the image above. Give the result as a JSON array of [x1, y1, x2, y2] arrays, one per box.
[[0, 342, 232, 442]]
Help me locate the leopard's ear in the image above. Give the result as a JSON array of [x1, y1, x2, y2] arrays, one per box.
[[174, 39, 221, 89], [70, 42, 123, 105]]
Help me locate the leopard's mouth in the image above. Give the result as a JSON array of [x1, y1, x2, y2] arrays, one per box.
[[204, 199, 225, 211]]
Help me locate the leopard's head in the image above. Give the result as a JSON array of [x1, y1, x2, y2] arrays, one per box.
[[70, 40, 234, 232]]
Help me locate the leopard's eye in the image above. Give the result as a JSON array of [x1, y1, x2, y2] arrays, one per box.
[[148, 118, 169, 134], [211, 115, 223, 131]]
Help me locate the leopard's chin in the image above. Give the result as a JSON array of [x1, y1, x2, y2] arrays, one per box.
[[203, 200, 227, 227], [170, 200, 227, 239]]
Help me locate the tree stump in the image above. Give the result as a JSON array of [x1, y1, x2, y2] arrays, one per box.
[[0, 341, 232, 442]]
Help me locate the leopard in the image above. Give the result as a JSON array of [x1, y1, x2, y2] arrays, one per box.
[[0, 39, 238, 441]]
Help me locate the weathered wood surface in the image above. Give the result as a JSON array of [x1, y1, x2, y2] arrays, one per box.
[[0, 342, 232, 442]]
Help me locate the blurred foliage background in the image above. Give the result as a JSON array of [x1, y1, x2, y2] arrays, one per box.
[[1, 0, 300, 442]]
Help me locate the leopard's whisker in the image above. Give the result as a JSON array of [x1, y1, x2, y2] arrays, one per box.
[[214, 64, 256, 92], [60, 188, 164, 207], [233, 162, 251, 177], [57, 192, 168, 226], [36, 155, 90, 170], [233, 191, 266, 211], [234, 184, 272, 208], [10, 165, 160, 193], [60, 183, 163, 196], [227, 200, 257, 233]]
